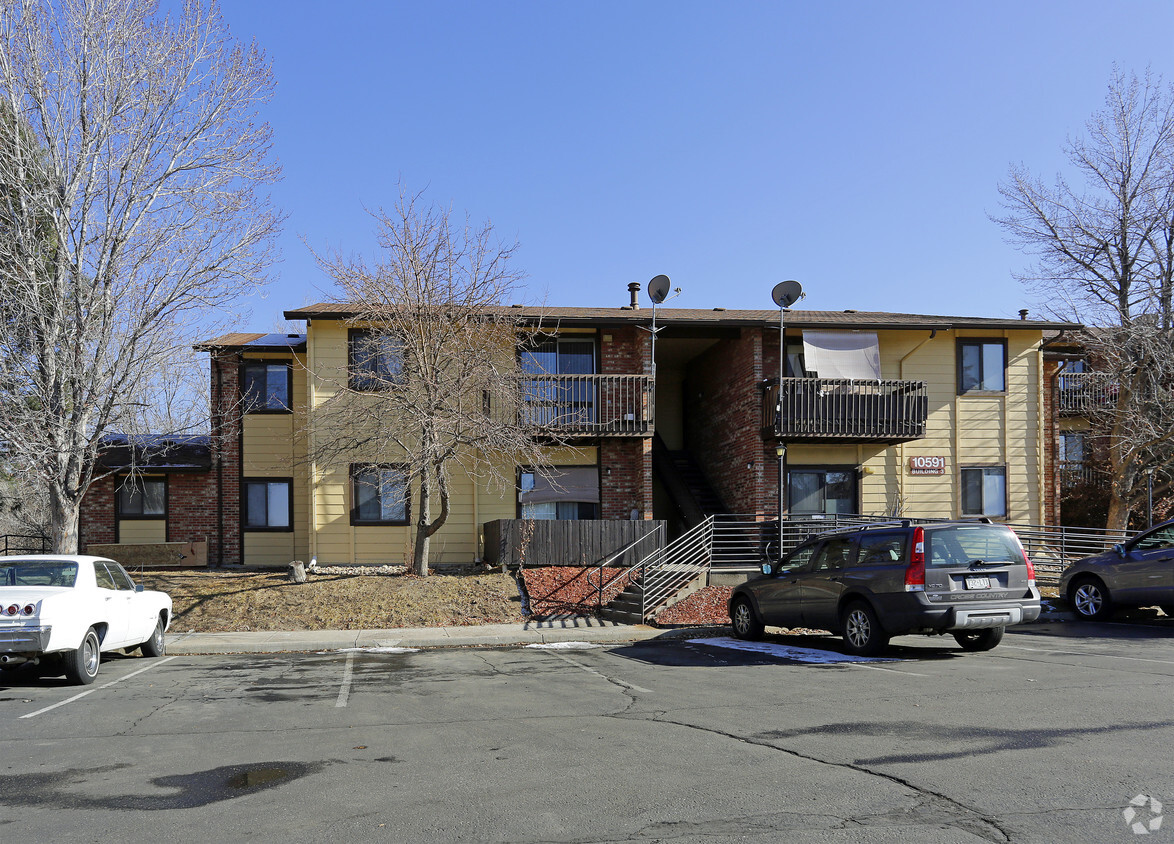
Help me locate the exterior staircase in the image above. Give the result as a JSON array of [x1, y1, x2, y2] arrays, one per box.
[[600, 517, 714, 624], [651, 434, 725, 529]]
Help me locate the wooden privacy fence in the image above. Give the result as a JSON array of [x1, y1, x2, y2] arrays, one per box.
[[484, 519, 666, 568]]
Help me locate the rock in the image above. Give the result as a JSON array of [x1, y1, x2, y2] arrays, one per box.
[[288, 560, 307, 584]]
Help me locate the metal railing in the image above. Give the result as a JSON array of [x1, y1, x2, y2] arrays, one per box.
[[1057, 372, 1118, 415], [765, 513, 1132, 587], [763, 378, 928, 442], [519, 374, 654, 436], [639, 518, 714, 620], [582, 524, 666, 613], [0, 535, 50, 556]]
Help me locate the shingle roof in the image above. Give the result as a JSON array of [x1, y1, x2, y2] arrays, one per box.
[[280, 302, 1080, 331], [196, 332, 307, 351], [97, 434, 212, 472]]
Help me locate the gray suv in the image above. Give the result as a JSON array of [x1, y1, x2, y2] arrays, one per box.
[[728, 520, 1042, 655]]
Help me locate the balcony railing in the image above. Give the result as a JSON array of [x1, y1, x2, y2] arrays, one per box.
[[763, 378, 928, 443], [519, 374, 654, 436], [1057, 372, 1117, 415]]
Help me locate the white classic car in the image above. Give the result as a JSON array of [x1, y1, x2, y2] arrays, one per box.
[[0, 555, 172, 684]]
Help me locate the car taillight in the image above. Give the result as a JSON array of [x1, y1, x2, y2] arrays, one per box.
[[1021, 547, 1036, 587], [5, 604, 17, 616], [905, 526, 926, 592], [21, 604, 34, 616]]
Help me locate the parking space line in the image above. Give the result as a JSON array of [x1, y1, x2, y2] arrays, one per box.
[[546, 651, 653, 694], [1003, 644, 1174, 667], [19, 656, 177, 720], [847, 663, 929, 677], [335, 652, 354, 708]]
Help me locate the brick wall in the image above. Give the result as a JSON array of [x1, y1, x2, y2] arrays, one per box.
[[78, 349, 241, 564], [211, 350, 241, 564], [79, 476, 116, 548], [1042, 358, 1060, 526], [684, 327, 767, 515], [598, 326, 653, 519], [599, 438, 653, 520]]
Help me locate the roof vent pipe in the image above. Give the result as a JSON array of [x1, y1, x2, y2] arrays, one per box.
[[627, 282, 641, 309], [1019, 309, 1029, 320]]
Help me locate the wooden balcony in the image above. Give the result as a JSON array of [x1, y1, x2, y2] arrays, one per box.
[[518, 374, 654, 436], [1057, 372, 1117, 416], [763, 378, 928, 444]]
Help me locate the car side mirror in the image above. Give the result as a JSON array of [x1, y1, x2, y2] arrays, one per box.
[[1113, 543, 1126, 559], [761, 563, 773, 576]]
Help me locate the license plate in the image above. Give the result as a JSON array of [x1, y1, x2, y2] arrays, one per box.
[[965, 575, 991, 590]]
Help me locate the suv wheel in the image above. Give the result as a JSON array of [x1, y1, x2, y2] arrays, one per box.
[[953, 627, 1004, 652], [841, 602, 889, 656], [1070, 577, 1112, 621], [730, 598, 765, 641]]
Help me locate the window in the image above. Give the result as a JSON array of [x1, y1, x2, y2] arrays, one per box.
[[518, 467, 600, 520], [242, 362, 291, 411], [117, 477, 166, 518], [857, 532, 906, 565], [1060, 432, 1086, 464], [957, 340, 1006, 393], [103, 562, 136, 591], [787, 468, 857, 516], [94, 564, 117, 590], [349, 329, 404, 391], [811, 537, 854, 571], [242, 479, 292, 530], [960, 467, 1007, 518], [351, 464, 409, 525], [519, 338, 596, 426]]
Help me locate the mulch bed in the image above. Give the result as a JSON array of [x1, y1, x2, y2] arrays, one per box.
[[521, 566, 733, 627]]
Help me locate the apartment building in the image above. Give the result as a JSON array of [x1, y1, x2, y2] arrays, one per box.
[[79, 299, 1078, 566]]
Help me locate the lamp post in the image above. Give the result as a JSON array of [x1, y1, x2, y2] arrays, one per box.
[[770, 281, 804, 560]]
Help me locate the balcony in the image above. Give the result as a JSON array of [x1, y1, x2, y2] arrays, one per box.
[[1057, 372, 1117, 416], [519, 374, 654, 436], [763, 378, 928, 444]]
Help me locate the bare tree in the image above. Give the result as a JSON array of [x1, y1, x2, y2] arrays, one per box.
[[996, 67, 1174, 530], [0, 0, 281, 552], [310, 189, 565, 576]]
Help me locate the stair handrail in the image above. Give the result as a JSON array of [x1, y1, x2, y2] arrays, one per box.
[[639, 516, 715, 620], [584, 523, 666, 612]]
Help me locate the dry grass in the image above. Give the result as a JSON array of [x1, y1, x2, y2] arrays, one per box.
[[139, 568, 527, 633]]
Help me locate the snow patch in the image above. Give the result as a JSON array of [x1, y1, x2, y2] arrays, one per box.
[[334, 646, 420, 654], [525, 641, 601, 650], [688, 637, 895, 663]]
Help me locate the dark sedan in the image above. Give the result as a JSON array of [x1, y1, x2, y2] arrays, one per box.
[[1060, 520, 1174, 620]]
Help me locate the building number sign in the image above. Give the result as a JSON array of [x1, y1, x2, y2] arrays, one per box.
[[908, 456, 946, 475]]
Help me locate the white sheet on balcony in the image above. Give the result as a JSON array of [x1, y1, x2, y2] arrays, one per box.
[[519, 466, 600, 504], [801, 331, 881, 380]]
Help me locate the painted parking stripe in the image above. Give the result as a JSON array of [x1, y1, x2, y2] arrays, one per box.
[[20, 657, 177, 720], [688, 637, 897, 664]]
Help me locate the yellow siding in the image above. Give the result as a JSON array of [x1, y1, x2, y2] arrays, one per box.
[[239, 350, 311, 566], [243, 532, 296, 567], [118, 520, 166, 544]]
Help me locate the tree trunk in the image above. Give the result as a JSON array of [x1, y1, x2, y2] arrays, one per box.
[[48, 484, 80, 554], [413, 477, 431, 577]]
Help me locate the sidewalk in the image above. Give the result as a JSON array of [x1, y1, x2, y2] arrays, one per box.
[[164, 618, 717, 655]]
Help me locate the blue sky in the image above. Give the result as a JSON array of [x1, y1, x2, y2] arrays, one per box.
[[217, 0, 1174, 327]]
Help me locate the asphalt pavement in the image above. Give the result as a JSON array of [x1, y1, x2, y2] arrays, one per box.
[[164, 600, 1078, 655]]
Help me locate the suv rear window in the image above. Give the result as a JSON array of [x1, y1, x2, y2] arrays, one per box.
[[925, 525, 1023, 567]]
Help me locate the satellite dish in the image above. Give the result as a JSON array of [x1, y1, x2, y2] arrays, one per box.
[[771, 280, 804, 308], [648, 274, 671, 305]]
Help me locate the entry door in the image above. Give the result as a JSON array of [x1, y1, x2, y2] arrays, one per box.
[[800, 536, 854, 629]]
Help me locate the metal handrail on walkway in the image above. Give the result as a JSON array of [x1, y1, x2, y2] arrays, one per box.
[[639, 517, 714, 620], [583, 524, 666, 612]]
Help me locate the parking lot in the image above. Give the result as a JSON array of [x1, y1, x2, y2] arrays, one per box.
[[2, 620, 1173, 843]]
